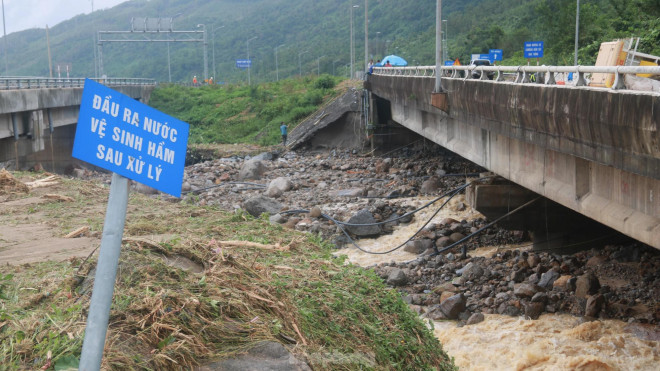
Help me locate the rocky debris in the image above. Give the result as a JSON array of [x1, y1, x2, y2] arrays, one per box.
[[345, 209, 382, 237], [266, 177, 292, 198], [373, 244, 660, 325], [242, 196, 283, 217], [238, 158, 268, 180]]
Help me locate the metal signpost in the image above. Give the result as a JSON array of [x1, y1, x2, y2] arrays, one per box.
[[74, 79, 189, 370]]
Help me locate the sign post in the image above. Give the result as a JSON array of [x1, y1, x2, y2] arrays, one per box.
[[75, 79, 189, 370], [236, 59, 252, 69], [489, 49, 503, 64]]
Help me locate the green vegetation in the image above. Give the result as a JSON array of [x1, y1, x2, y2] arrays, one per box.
[[149, 74, 343, 146], [4, 0, 658, 82], [0, 173, 455, 370]]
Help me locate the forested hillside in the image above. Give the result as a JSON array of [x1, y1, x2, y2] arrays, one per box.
[[2, 0, 658, 83]]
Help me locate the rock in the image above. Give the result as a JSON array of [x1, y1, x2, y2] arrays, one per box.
[[425, 305, 448, 320], [375, 159, 391, 173], [514, 283, 542, 298], [440, 293, 466, 319], [266, 177, 292, 197], [441, 217, 459, 225], [510, 268, 527, 283], [524, 302, 545, 319], [386, 268, 408, 287], [575, 272, 600, 298], [404, 239, 434, 254], [198, 341, 311, 371], [439, 291, 455, 303], [251, 152, 275, 162], [435, 236, 452, 248], [238, 159, 267, 180], [269, 213, 286, 224], [448, 232, 465, 243], [531, 292, 548, 304], [466, 312, 485, 325], [420, 177, 440, 194], [134, 183, 159, 195], [552, 275, 573, 290], [332, 188, 365, 197], [586, 255, 608, 267], [242, 196, 283, 217], [181, 181, 192, 192], [585, 294, 605, 317], [308, 206, 322, 218], [433, 282, 458, 294], [451, 276, 466, 286], [345, 209, 382, 237], [538, 269, 560, 288], [459, 262, 485, 281]]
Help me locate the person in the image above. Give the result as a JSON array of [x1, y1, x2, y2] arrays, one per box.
[[384, 60, 392, 67], [280, 122, 288, 146], [192, 75, 198, 86], [367, 59, 374, 74], [209, 76, 214, 85]]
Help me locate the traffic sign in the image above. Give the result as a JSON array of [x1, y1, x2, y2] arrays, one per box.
[[73, 79, 189, 197], [524, 41, 544, 58], [236, 59, 252, 69], [444, 60, 454, 66], [489, 49, 503, 61]]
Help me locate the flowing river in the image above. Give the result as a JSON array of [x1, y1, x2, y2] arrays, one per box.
[[335, 195, 660, 370]]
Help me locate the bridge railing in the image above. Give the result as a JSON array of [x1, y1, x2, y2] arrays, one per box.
[[0, 77, 156, 90], [372, 65, 660, 90]]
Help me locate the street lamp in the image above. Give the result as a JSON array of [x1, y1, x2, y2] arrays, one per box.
[[574, 0, 580, 65], [434, 0, 444, 93], [298, 50, 309, 76], [442, 19, 448, 62], [317, 55, 325, 75], [212, 25, 225, 81], [275, 44, 285, 81], [350, 4, 359, 79], [364, 0, 368, 79], [247, 36, 258, 85], [196, 24, 208, 81], [2, 0, 8, 75]]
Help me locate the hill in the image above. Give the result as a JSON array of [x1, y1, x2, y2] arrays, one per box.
[[1, 0, 658, 82]]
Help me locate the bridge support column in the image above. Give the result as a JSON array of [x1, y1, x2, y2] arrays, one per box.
[[467, 181, 628, 252]]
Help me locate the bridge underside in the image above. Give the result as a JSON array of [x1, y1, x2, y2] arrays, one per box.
[[366, 76, 659, 249]]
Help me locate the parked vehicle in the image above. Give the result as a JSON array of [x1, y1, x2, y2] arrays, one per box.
[[470, 59, 495, 80]]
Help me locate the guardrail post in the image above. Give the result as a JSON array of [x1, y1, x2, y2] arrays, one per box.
[[576, 68, 587, 86], [546, 69, 556, 85], [611, 67, 626, 90]]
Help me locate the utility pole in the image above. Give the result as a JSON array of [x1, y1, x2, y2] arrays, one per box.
[[574, 0, 580, 65], [46, 25, 53, 78], [434, 0, 444, 93], [364, 0, 368, 78], [2, 0, 8, 75]]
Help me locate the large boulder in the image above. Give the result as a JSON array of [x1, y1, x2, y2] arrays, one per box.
[[345, 209, 382, 237], [386, 268, 408, 287], [238, 159, 268, 180], [242, 196, 283, 217], [440, 293, 466, 319], [266, 177, 293, 197]]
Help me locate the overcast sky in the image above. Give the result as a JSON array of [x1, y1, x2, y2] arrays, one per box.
[[1, 0, 128, 34]]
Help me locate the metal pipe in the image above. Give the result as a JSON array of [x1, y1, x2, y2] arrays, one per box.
[[434, 0, 444, 92]]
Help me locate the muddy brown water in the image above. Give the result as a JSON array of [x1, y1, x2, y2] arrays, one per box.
[[335, 196, 660, 370]]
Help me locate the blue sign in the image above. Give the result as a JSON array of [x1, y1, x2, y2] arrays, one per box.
[[236, 59, 252, 69], [489, 49, 503, 61], [524, 41, 544, 58], [444, 60, 455, 66], [73, 79, 189, 197], [479, 54, 492, 62]]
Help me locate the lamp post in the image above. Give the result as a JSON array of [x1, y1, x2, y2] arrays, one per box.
[[434, 0, 444, 93], [2, 0, 7, 75], [247, 36, 258, 85], [196, 24, 208, 81], [212, 25, 225, 81], [574, 0, 580, 65], [298, 50, 309, 76], [442, 19, 448, 62], [364, 0, 368, 78], [317, 55, 325, 75], [350, 4, 359, 79], [275, 44, 285, 81]]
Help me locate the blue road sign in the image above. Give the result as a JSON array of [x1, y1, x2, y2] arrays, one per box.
[[444, 60, 455, 66], [479, 53, 492, 62], [524, 41, 544, 58], [236, 59, 252, 69], [73, 79, 189, 197], [489, 49, 503, 61]]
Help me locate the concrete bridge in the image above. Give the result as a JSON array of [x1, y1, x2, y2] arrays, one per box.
[[0, 77, 156, 172], [366, 66, 660, 250]]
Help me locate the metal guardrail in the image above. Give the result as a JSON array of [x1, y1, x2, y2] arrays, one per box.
[[372, 65, 660, 90], [0, 77, 157, 90]]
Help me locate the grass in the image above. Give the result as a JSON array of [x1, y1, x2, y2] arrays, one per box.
[[0, 171, 456, 370], [149, 74, 344, 147]]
